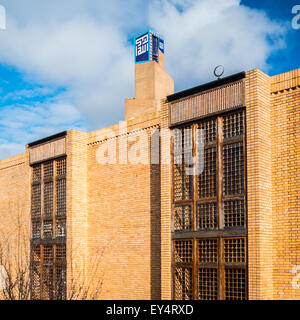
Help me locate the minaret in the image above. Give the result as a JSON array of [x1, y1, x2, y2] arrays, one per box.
[[125, 30, 174, 120]]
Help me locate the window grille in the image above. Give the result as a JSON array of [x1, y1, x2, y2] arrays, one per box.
[[55, 265, 66, 300], [43, 161, 53, 180], [43, 245, 53, 264], [224, 238, 246, 264], [198, 268, 218, 300], [174, 205, 192, 231], [43, 220, 53, 239], [32, 246, 40, 262], [196, 202, 217, 230], [198, 239, 218, 264], [198, 147, 217, 198], [56, 218, 66, 237], [174, 240, 193, 263], [224, 200, 245, 228], [198, 119, 217, 143], [225, 268, 246, 300], [56, 158, 66, 176], [223, 111, 244, 139], [56, 244, 66, 264], [172, 109, 247, 300], [173, 126, 193, 201], [223, 142, 244, 196], [31, 184, 41, 218], [32, 164, 41, 182], [43, 182, 53, 217], [56, 179, 66, 217], [30, 157, 67, 300], [32, 220, 41, 239], [42, 265, 53, 300], [174, 267, 193, 300], [31, 264, 41, 300]]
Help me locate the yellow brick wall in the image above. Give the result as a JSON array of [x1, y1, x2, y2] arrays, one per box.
[[271, 70, 300, 299], [0, 152, 30, 239], [86, 113, 162, 299], [66, 130, 89, 298], [245, 68, 300, 300], [246, 69, 274, 299], [0, 152, 30, 299], [160, 99, 173, 300]]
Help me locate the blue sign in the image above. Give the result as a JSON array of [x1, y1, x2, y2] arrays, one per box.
[[135, 30, 164, 64], [159, 38, 164, 54], [135, 32, 149, 63]]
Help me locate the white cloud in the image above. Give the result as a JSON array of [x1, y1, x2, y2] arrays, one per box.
[[149, 0, 286, 88], [0, 100, 84, 159], [0, 142, 25, 160], [0, 87, 55, 102], [0, 0, 287, 159]]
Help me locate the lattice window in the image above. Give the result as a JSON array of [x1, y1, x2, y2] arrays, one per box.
[[31, 264, 41, 300], [43, 161, 53, 180], [32, 184, 41, 218], [174, 163, 193, 201], [43, 220, 53, 239], [31, 157, 67, 300], [174, 267, 193, 300], [42, 265, 53, 300], [173, 126, 193, 156], [55, 265, 66, 300], [224, 238, 246, 264], [43, 246, 53, 264], [56, 244, 66, 264], [224, 200, 245, 227], [32, 221, 41, 239], [223, 142, 244, 196], [173, 127, 193, 201], [196, 202, 217, 230], [174, 205, 192, 231], [44, 182, 53, 217], [32, 164, 41, 182], [198, 268, 218, 300], [56, 179, 66, 216], [198, 147, 216, 198], [56, 158, 66, 176], [198, 239, 218, 264], [225, 268, 246, 300], [32, 246, 40, 262], [172, 109, 247, 300], [198, 119, 217, 143], [223, 111, 244, 139], [56, 218, 66, 237], [174, 240, 193, 263]]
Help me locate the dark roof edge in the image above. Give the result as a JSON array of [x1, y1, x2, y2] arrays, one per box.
[[167, 71, 246, 103], [28, 131, 67, 148]]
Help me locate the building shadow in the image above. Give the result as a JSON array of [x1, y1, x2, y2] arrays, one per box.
[[150, 130, 161, 299]]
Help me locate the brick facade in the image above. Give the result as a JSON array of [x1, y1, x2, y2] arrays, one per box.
[[0, 62, 299, 300], [271, 70, 300, 299]]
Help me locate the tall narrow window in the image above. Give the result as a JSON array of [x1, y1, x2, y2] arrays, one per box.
[[172, 109, 247, 300], [30, 157, 67, 300]]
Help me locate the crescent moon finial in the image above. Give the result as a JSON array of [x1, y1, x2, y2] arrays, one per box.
[[214, 65, 224, 80]]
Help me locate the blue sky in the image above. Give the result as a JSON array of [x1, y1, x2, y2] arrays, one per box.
[[0, 0, 299, 159], [242, 0, 300, 74]]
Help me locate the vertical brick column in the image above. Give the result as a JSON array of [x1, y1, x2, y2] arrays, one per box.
[[66, 130, 88, 296], [271, 70, 300, 299], [160, 99, 172, 299], [246, 70, 273, 299]]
